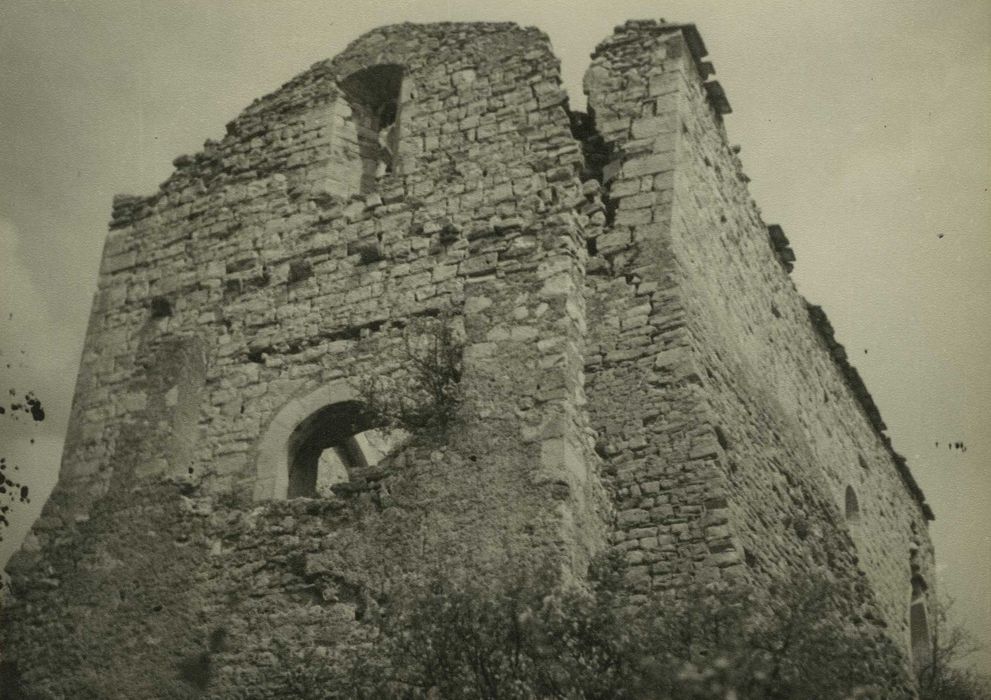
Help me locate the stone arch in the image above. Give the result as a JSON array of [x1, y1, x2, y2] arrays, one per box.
[[844, 485, 860, 522], [253, 380, 377, 500], [286, 400, 374, 498]]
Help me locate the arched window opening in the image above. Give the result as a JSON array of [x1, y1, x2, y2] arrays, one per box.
[[286, 400, 404, 498], [844, 485, 860, 522], [910, 576, 932, 669], [339, 64, 406, 193]]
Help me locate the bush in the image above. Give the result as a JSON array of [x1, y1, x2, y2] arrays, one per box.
[[916, 595, 991, 700], [358, 311, 464, 440], [269, 555, 909, 699]]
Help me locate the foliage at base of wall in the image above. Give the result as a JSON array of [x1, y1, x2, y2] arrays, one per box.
[[264, 553, 914, 700]]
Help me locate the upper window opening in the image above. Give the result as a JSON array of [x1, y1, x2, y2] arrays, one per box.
[[286, 400, 405, 498], [339, 64, 406, 193], [845, 485, 860, 522]]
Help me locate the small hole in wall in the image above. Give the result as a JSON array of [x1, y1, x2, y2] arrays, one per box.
[[188, 467, 194, 475], [150, 297, 173, 318], [288, 260, 313, 284], [594, 441, 609, 459], [858, 454, 869, 470], [358, 244, 384, 265], [713, 426, 729, 451], [586, 236, 598, 256], [771, 304, 781, 318], [209, 628, 228, 653], [469, 455, 478, 463], [439, 222, 460, 245]]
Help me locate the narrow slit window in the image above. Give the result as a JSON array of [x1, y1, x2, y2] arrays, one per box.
[[845, 485, 860, 522], [910, 576, 931, 669]]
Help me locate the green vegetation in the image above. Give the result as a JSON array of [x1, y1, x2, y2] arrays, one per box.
[[916, 595, 991, 700], [358, 311, 464, 440], [268, 554, 920, 699]]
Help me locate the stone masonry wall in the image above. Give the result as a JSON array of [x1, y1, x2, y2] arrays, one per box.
[[666, 23, 936, 660], [2, 23, 609, 697], [582, 25, 736, 595], [581, 19, 935, 674], [2, 19, 935, 698]]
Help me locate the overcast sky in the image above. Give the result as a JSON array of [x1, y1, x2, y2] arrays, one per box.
[[1, 0, 988, 672]]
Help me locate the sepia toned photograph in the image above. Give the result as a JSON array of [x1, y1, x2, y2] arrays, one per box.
[[1, 2, 988, 697]]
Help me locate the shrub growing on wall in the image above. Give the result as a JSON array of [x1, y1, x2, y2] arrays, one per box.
[[358, 311, 464, 440]]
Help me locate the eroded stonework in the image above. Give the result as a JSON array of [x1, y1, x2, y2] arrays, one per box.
[[2, 20, 935, 698]]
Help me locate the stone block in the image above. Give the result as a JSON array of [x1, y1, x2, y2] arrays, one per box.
[[622, 154, 672, 179]]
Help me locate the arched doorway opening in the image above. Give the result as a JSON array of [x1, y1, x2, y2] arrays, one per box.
[[288, 401, 367, 497], [253, 380, 407, 500], [287, 401, 401, 498]]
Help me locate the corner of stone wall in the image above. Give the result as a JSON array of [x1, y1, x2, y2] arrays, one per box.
[[578, 21, 752, 594], [626, 17, 936, 678]]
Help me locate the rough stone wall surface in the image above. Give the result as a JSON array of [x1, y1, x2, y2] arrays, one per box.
[[582, 19, 934, 671], [2, 22, 609, 697], [582, 27, 736, 594], [2, 19, 934, 699], [665, 28, 936, 656]]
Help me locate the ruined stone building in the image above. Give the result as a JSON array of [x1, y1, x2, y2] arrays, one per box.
[[2, 20, 936, 697]]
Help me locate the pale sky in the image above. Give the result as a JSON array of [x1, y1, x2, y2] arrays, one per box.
[[1, 0, 988, 673]]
